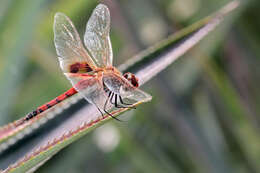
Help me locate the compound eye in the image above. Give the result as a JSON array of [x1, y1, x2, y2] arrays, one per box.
[[123, 72, 130, 80], [130, 75, 139, 88], [123, 72, 139, 88], [131, 79, 138, 87]]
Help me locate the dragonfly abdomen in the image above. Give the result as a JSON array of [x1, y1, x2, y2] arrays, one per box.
[[24, 87, 77, 121]]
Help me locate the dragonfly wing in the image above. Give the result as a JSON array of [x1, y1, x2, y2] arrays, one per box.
[[122, 88, 152, 104], [54, 13, 96, 73], [84, 4, 113, 67], [103, 73, 152, 104], [64, 73, 108, 111]]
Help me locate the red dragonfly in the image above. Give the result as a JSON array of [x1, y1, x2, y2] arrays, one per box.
[[25, 4, 151, 121]]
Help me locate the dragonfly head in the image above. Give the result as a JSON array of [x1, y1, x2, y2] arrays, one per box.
[[123, 72, 139, 88]]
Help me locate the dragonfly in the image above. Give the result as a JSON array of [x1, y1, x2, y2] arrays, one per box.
[[24, 4, 151, 121]]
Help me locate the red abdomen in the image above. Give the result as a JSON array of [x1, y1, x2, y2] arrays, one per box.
[[25, 87, 77, 121]]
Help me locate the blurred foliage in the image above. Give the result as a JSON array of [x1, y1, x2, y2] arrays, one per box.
[[0, 0, 260, 172]]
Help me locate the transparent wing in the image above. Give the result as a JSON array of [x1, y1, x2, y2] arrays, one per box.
[[103, 73, 152, 105], [84, 4, 113, 68], [122, 88, 152, 104], [54, 13, 96, 73], [64, 73, 108, 110], [65, 72, 151, 117]]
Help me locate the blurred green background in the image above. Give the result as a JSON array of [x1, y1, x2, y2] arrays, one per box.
[[1, 0, 260, 172]]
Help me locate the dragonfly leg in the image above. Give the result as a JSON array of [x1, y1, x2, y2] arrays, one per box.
[[114, 95, 129, 108], [110, 92, 115, 104], [113, 94, 124, 108], [102, 91, 121, 121], [104, 91, 112, 110], [104, 91, 112, 113], [114, 94, 118, 107], [108, 92, 135, 109], [96, 106, 104, 119], [114, 95, 136, 109], [103, 109, 122, 121], [97, 105, 121, 122]]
